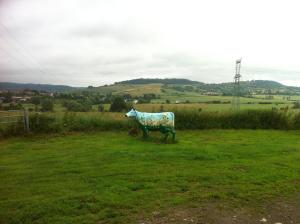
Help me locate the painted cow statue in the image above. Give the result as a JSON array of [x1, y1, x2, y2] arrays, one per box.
[[125, 108, 176, 141]]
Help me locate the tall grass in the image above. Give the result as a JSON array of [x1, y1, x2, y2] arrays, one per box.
[[175, 109, 292, 130], [28, 112, 131, 134], [0, 109, 298, 137], [61, 112, 130, 131], [0, 122, 25, 138]]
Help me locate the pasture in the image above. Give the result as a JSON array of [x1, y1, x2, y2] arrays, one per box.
[[21, 100, 295, 114], [1, 130, 300, 223], [19, 91, 298, 114]]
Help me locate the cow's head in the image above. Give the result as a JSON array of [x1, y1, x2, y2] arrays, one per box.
[[125, 108, 137, 118]]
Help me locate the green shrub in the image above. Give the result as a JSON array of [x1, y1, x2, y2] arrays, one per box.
[[29, 113, 62, 133], [63, 100, 92, 112], [293, 102, 300, 109], [174, 110, 291, 130], [2, 103, 23, 110], [1, 109, 299, 138], [61, 112, 131, 132], [109, 97, 128, 112], [98, 104, 104, 112], [293, 113, 300, 129], [41, 99, 54, 112], [31, 96, 41, 108], [0, 122, 24, 138]]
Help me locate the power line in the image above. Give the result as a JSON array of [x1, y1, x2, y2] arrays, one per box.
[[0, 21, 51, 77], [0, 40, 37, 72]]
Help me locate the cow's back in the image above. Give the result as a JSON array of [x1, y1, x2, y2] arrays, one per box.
[[136, 112, 174, 128]]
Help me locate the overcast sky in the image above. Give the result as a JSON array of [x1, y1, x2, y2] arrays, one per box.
[[0, 0, 300, 87]]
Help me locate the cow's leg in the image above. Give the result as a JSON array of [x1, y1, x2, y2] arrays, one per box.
[[163, 131, 169, 141], [160, 126, 168, 141], [142, 126, 148, 138], [171, 129, 176, 141]]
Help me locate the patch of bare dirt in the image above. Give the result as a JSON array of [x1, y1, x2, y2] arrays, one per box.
[[138, 195, 300, 224]]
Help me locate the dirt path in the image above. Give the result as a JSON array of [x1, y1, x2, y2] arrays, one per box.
[[139, 195, 300, 224]]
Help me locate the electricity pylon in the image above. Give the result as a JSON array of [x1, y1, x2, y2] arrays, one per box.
[[232, 58, 242, 110]]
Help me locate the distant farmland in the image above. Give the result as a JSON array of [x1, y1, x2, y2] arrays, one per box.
[[1, 80, 300, 223]]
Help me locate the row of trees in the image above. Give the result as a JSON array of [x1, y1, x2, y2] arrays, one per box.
[[31, 97, 54, 112], [0, 97, 129, 112], [0, 98, 53, 111], [62, 97, 130, 112], [30, 96, 130, 112]]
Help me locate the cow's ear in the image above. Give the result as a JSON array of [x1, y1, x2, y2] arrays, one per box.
[[132, 107, 136, 111]]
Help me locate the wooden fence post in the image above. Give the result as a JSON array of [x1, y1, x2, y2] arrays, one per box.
[[23, 109, 29, 132]]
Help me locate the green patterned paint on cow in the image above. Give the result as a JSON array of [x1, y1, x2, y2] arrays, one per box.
[[125, 108, 176, 141]]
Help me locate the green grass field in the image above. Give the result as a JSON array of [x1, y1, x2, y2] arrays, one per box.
[[1, 130, 300, 223], [15, 90, 298, 114], [20, 100, 297, 114]]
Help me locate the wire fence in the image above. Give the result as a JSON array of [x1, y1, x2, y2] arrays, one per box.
[[0, 110, 29, 132]]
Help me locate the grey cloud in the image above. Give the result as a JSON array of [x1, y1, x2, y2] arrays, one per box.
[[1, 0, 300, 86], [68, 24, 154, 44], [141, 52, 201, 70], [245, 66, 300, 76]]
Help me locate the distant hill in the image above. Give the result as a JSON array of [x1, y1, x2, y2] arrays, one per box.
[[115, 78, 202, 85], [114, 78, 300, 95], [116, 78, 284, 88], [0, 82, 81, 92], [1, 79, 300, 96], [197, 80, 300, 95], [245, 80, 283, 88]]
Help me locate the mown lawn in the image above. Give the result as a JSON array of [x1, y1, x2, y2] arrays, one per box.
[[0, 130, 300, 223]]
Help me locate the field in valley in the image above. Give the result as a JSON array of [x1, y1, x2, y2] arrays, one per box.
[[1, 130, 300, 223], [1, 81, 300, 223]]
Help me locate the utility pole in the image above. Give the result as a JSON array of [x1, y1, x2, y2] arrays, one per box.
[[23, 109, 29, 132], [232, 58, 242, 110]]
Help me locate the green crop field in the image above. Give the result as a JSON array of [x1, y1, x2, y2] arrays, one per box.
[[1, 130, 300, 223]]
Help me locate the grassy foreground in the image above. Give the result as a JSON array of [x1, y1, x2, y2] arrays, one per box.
[[0, 130, 300, 223]]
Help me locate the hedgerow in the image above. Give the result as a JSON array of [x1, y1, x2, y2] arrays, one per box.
[[0, 109, 298, 138]]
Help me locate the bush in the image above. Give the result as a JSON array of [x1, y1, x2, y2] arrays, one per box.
[[174, 110, 291, 130], [41, 99, 54, 112], [137, 98, 151, 104], [98, 104, 104, 112], [2, 103, 23, 110], [110, 97, 127, 112], [159, 105, 164, 112], [63, 100, 92, 112], [293, 113, 300, 129], [29, 113, 62, 133], [293, 102, 300, 109], [258, 102, 272, 104], [31, 96, 41, 105], [20, 112, 132, 135], [0, 122, 24, 138], [205, 100, 221, 104], [61, 112, 131, 132]]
